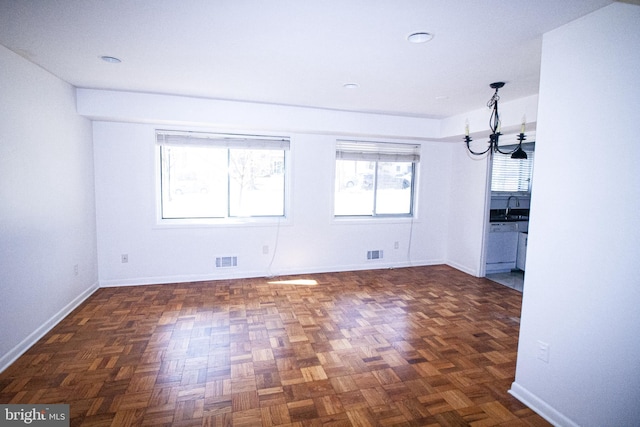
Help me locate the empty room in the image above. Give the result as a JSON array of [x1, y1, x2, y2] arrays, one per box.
[[1, 1, 638, 426]]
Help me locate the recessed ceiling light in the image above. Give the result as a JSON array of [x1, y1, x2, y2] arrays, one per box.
[[407, 32, 434, 44], [100, 55, 121, 63], [343, 83, 359, 89]]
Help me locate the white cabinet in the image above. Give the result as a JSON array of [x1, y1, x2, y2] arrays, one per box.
[[517, 232, 528, 271]]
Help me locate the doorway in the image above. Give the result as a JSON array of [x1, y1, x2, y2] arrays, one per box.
[[484, 142, 535, 292]]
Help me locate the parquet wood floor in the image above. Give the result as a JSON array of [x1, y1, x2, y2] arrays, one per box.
[[0, 265, 550, 426]]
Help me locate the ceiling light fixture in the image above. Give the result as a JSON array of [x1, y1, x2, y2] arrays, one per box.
[[464, 82, 528, 159], [343, 83, 359, 89], [100, 55, 121, 63], [407, 32, 434, 44]]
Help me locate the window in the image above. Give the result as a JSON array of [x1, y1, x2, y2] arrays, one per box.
[[157, 130, 289, 220], [491, 142, 535, 193], [335, 140, 419, 217]]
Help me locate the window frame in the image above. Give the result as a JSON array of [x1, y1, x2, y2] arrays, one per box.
[[333, 140, 420, 219], [155, 130, 291, 226], [490, 142, 535, 194]]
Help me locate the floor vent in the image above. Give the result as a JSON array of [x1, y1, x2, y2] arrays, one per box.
[[215, 256, 238, 268], [367, 250, 383, 260]]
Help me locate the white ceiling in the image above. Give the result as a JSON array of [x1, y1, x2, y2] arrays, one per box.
[[0, 0, 613, 119]]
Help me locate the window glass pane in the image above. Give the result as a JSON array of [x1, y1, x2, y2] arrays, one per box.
[[334, 159, 374, 215], [335, 160, 414, 216], [229, 149, 285, 216], [335, 140, 418, 218], [158, 131, 288, 221], [375, 162, 413, 215], [161, 146, 228, 218]]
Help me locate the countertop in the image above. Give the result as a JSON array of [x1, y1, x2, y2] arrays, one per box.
[[490, 208, 530, 223]]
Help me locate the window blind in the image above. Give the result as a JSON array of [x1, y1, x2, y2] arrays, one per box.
[[156, 130, 290, 150], [336, 140, 420, 162], [491, 142, 535, 193]]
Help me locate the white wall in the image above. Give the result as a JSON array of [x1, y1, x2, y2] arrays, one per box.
[[445, 142, 491, 276], [0, 46, 98, 371], [88, 93, 453, 286], [77, 89, 440, 140], [510, 3, 640, 426]]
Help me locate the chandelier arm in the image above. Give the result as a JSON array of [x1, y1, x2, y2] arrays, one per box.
[[495, 133, 527, 155], [495, 144, 519, 155], [465, 136, 493, 156]]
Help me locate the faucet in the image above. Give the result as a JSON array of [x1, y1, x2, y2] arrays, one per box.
[[506, 196, 520, 216]]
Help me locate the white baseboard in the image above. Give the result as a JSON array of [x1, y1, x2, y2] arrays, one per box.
[[509, 382, 579, 427], [0, 282, 99, 374], [98, 260, 445, 288], [446, 261, 480, 277]]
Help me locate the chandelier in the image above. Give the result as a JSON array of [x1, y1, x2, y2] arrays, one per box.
[[464, 82, 527, 159]]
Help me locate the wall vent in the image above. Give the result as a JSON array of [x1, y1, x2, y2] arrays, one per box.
[[367, 250, 383, 260], [215, 256, 238, 268]]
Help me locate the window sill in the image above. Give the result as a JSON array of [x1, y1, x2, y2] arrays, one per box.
[[332, 215, 418, 226], [154, 216, 290, 229]]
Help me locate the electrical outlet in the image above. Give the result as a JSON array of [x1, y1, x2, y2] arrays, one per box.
[[74, 264, 79, 276], [263, 245, 269, 255], [121, 254, 129, 263], [537, 340, 550, 363], [394, 241, 399, 249]]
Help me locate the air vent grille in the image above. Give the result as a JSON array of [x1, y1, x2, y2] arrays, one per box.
[[215, 256, 238, 268], [367, 250, 383, 260]]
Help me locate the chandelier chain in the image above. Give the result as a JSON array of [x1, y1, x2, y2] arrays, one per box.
[[487, 90, 500, 109]]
